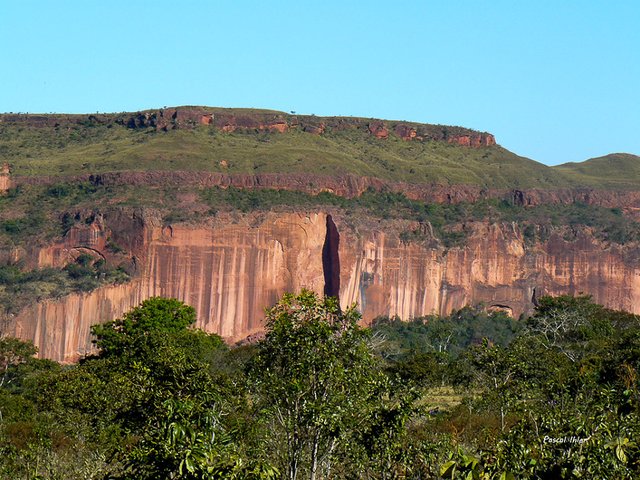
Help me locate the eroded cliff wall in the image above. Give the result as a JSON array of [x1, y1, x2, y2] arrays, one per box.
[[15, 172, 640, 209], [5, 212, 326, 361], [4, 211, 640, 362], [338, 218, 640, 322]]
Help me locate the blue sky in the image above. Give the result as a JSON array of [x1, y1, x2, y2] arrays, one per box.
[[1, 1, 638, 166]]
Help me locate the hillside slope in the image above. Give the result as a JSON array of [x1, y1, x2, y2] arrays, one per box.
[[0, 106, 572, 189], [554, 153, 640, 189]]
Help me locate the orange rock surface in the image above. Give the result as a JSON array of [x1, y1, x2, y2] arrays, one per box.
[[6, 213, 326, 361], [338, 218, 640, 322]]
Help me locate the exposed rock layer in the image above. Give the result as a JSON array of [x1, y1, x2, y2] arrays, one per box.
[[3, 211, 640, 363], [338, 218, 640, 322], [13, 172, 640, 209]]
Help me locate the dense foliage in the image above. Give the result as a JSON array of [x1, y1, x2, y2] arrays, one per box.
[[372, 306, 522, 358], [0, 293, 639, 479]]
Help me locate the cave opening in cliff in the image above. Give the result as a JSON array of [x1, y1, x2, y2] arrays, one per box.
[[322, 214, 340, 299]]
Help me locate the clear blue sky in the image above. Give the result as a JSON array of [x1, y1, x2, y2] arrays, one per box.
[[1, 1, 638, 166]]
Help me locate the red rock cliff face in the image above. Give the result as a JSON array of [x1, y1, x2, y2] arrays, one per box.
[[138, 215, 326, 339], [3, 212, 640, 362]]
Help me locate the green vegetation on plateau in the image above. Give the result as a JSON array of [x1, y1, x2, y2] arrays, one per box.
[[1, 293, 640, 479], [3, 107, 636, 189], [6, 181, 639, 248], [201, 186, 640, 246]]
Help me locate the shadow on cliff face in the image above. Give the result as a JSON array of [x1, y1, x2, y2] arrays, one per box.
[[322, 215, 340, 299]]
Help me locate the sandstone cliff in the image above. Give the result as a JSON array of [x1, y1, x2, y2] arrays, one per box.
[[3, 210, 640, 362], [5, 212, 326, 361], [338, 218, 640, 321]]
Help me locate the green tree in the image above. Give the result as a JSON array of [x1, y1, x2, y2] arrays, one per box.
[[86, 297, 246, 478], [0, 338, 37, 389], [249, 290, 410, 480], [91, 296, 198, 357]]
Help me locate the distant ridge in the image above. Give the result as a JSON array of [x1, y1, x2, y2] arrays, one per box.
[[554, 153, 640, 189]]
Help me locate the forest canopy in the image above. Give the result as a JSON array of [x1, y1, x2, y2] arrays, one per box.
[[0, 293, 639, 479]]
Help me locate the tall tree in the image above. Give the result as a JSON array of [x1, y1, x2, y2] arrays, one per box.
[[249, 290, 413, 480]]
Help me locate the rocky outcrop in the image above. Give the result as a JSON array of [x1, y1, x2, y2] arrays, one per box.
[[0, 163, 11, 194], [448, 134, 496, 147], [394, 125, 417, 141], [34, 209, 144, 271], [127, 107, 494, 146], [0, 108, 496, 147], [303, 123, 325, 135], [368, 122, 389, 139], [37, 214, 109, 267], [3, 211, 640, 362]]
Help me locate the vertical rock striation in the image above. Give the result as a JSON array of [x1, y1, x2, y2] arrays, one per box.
[[338, 218, 640, 323], [6, 212, 327, 362]]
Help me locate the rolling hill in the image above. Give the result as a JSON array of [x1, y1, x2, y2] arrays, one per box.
[[554, 153, 640, 189]]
